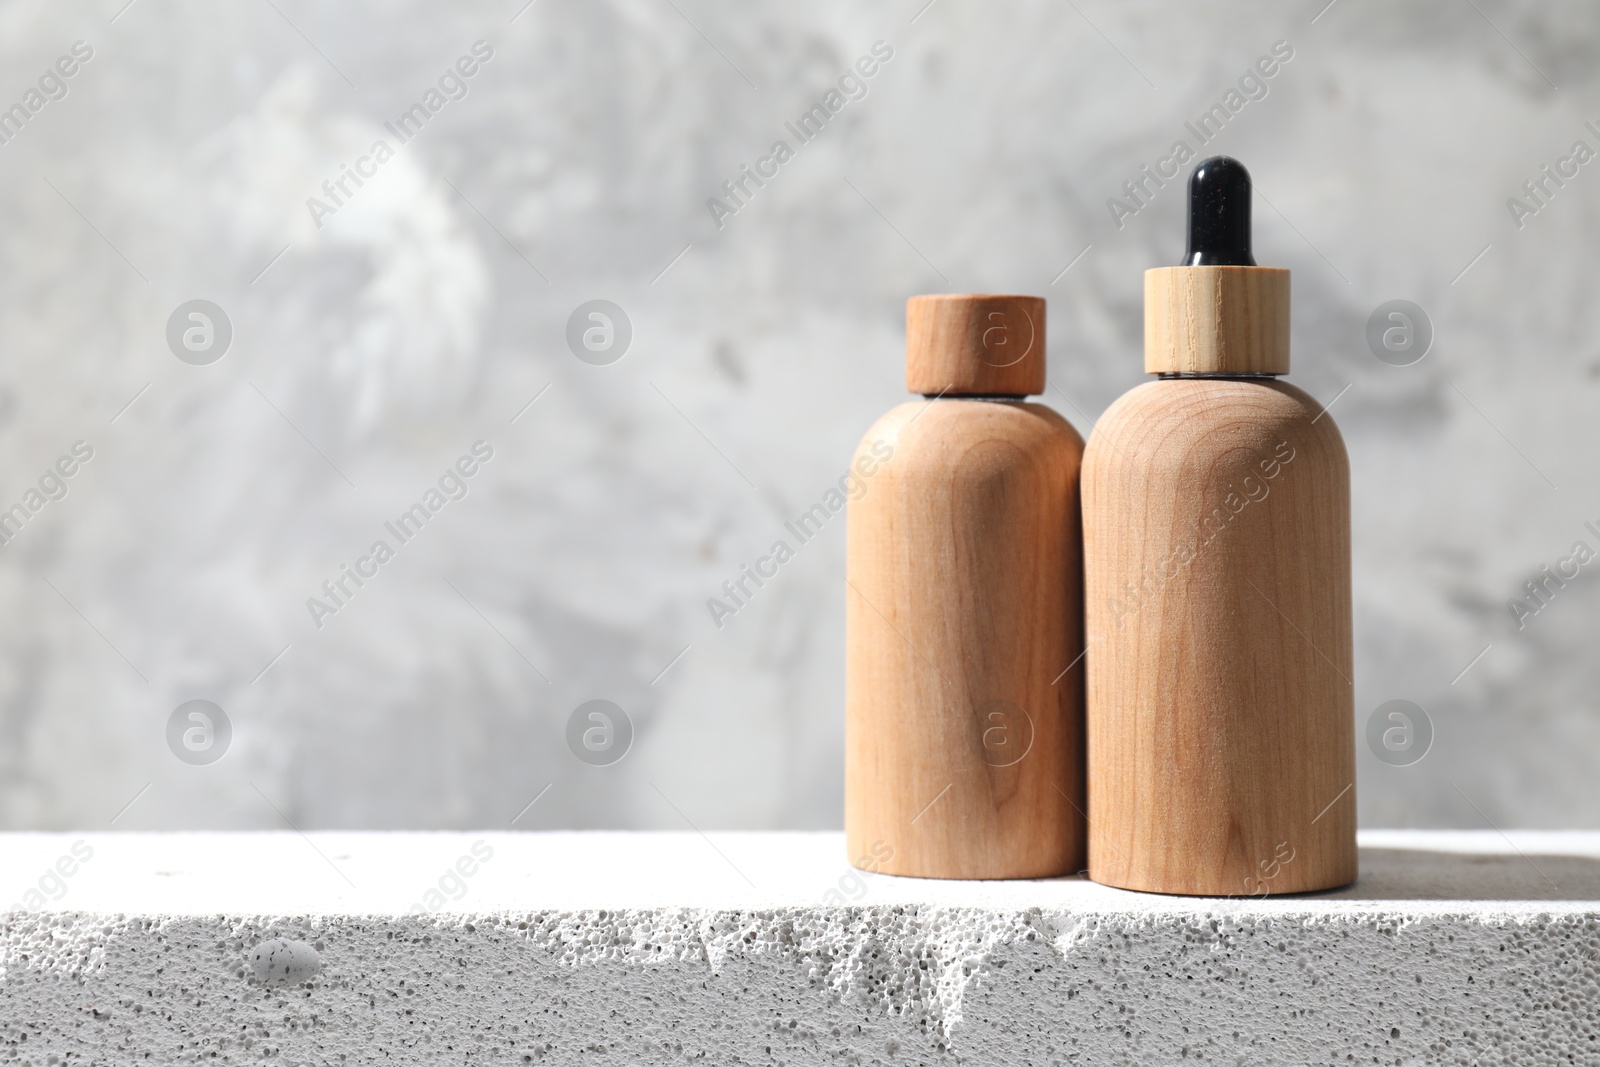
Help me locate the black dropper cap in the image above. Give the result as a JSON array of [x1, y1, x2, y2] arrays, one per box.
[[1181, 156, 1255, 266]]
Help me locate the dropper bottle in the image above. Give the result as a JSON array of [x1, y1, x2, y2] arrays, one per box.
[[1081, 156, 1357, 896]]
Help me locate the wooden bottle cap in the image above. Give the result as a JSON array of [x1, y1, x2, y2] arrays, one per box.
[[1144, 266, 1290, 375], [906, 294, 1046, 396]]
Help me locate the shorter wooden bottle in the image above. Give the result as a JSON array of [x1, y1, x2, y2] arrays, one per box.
[[1083, 157, 1356, 896], [846, 294, 1085, 879]]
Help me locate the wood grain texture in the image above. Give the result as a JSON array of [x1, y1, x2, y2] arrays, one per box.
[[1144, 267, 1290, 375], [1082, 379, 1355, 896], [846, 399, 1085, 879], [906, 295, 1045, 396]]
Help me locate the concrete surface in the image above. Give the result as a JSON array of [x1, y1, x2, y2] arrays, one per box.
[[3, 830, 1599, 1064]]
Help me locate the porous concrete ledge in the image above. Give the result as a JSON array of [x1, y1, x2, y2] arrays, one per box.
[[2, 830, 1598, 1065]]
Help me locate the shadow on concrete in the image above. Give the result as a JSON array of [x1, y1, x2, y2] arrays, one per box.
[[1319, 847, 1600, 901]]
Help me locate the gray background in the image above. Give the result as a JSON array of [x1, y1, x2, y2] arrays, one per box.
[[0, 0, 1594, 833]]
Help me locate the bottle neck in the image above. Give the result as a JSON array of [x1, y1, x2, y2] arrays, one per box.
[[1155, 372, 1280, 380], [919, 393, 1031, 401]]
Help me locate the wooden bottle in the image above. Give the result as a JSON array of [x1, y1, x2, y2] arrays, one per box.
[[846, 294, 1085, 879], [1083, 157, 1357, 896]]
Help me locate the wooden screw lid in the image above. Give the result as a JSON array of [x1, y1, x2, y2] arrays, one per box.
[[1144, 266, 1289, 375], [906, 294, 1046, 396]]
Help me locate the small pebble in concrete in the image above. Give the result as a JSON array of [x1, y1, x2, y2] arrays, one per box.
[[248, 939, 321, 987]]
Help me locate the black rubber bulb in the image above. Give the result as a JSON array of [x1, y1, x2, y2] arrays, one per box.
[[1182, 155, 1255, 266]]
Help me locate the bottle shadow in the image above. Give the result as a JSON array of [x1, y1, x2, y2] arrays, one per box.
[[1318, 847, 1600, 902]]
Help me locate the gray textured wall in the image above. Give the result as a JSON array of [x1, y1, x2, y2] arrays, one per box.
[[0, 0, 1595, 833]]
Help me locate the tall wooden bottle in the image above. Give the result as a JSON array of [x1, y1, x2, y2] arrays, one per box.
[[1083, 157, 1357, 896], [846, 294, 1085, 879]]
